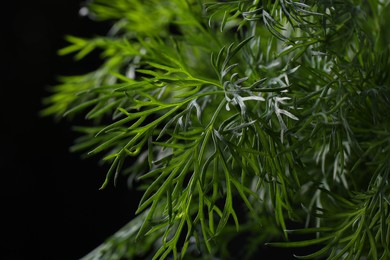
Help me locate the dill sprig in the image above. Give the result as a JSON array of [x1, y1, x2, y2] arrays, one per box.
[[44, 0, 390, 259]]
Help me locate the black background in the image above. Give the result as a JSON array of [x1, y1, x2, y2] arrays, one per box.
[[2, 1, 315, 259], [3, 0, 138, 259]]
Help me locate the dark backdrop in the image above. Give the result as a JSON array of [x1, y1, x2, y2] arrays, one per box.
[[2, 1, 138, 259]]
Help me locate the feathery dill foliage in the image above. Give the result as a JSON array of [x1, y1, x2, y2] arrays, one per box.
[[43, 0, 390, 259]]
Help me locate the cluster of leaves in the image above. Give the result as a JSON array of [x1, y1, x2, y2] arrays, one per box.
[[43, 0, 390, 259]]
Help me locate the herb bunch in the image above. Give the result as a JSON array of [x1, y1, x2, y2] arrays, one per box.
[[43, 0, 390, 259]]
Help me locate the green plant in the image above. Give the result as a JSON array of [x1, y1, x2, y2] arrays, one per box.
[[43, 0, 390, 259]]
